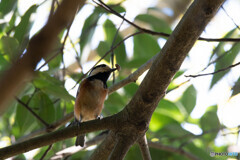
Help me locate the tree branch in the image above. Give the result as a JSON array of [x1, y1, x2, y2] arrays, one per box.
[[51, 131, 108, 159], [108, 0, 225, 158], [148, 141, 200, 160], [137, 134, 152, 160], [109, 135, 136, 160], [185, 61, 240, 78], [108, 54, 157, 94], [94, 0, 238, 42], [0, 0, 86, 113], [0, 116, 115, 159], [89, 131, 116, 160]]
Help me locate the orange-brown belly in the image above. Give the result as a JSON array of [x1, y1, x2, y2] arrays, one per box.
[[74, 79, 108, 122]]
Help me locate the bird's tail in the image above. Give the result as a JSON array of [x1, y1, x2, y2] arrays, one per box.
[[75, 135, 85, 147]]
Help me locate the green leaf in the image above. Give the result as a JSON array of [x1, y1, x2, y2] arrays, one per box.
[[179, 85, 197, 115], [0, 36, 19, 60], [103, 19, 127, 66], [33, 72, 74, 101], [125, 144, 142, 160], [96, 41, 111, 61], [0, 53, 9, 72], [186, 143, 214, 160], [167, 70, 186, 91], [104, 92, 126, 114], [210, 28, 238, 59], [231, 77, 240, 97], [158, 99, 184, 123], [210, 42, 240, 88], [159, 123, 190, 138], [0, 0, 17, 17], [14, 5, 38, 44], [30, 92, 55, 125], [135, 14, 171, 33], [15, 96, 37, 135], [45, 38, 62, 71], [4, 9, 17, 33], [149, 111, 178, 132], [48, 54, 62, 71], [124, 83, 139, 97], [133, 33, 160, 59], [80, 8, 101, 54], [200, 105, 220, 142], [125, 58, 149, 68]]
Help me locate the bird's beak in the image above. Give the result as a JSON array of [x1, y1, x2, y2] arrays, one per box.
[[110, 68, 117, 72]]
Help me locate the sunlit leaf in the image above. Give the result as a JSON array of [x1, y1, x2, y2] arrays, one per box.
[[97, 41, 111, 62], [0, 0, 17, 17], [231, 77, 240, 97], [200, 105, 220, 142], [135, 14, 171, 33], [133, 33, 160, 59], [179, 85, 196, 115], [15, 96, 38, 135], [0, 36, 19, 60], [30, 92, 55, 125], [33, 72, 74, 101], [210, 42, 240, 88], [210, 28, 238, 59], [14, 5, 37, 44], [103, 19, 127, 66], [80, 8, 102, 54]]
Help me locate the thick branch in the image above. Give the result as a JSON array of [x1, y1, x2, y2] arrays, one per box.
[[109, 135, 136, 160], [107, 0, 225, 158], [0, 116, 115, 159], [138, 135, 152, 160], [0, 0, 86, 113], [89, 131, 116, 160], [125, 0, 225, 123]]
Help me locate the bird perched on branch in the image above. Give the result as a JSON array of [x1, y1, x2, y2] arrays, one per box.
[[74, 64, 120, 147]]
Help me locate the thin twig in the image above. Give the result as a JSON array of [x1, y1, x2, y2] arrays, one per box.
[[49, 0, 56, 19], [148, 141, 200, 160], [40, 144, 53, 160], [111, 13, 126, 84], [108, 54, 156, 94], [202, 51, 228, 72], [70, 31, 143, 90], [94, 0, 240, 42], [185, 61, 240, 78], [37, 16, 75, 72], [166, 79, 190, 94], [15, 97, 49, 127], [221, 6, 240, 30], [138, 134, 152, 160]]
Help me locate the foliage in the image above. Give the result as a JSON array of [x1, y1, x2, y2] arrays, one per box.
[[0, 0, 239, 160]]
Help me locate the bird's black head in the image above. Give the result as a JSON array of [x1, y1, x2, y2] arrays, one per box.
[[88, 64, 117, 87]]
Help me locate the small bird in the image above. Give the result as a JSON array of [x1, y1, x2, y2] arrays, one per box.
[[74, 64, 119, 147]]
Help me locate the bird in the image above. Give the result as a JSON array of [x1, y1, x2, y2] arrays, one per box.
[[74, 64, 120, 147]]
